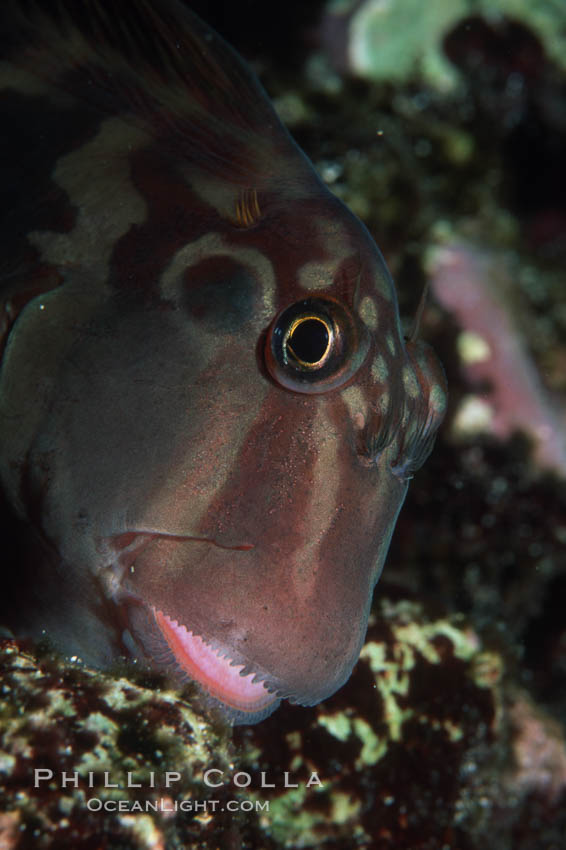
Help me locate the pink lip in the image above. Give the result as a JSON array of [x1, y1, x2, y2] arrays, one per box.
[[112, 532, 274, 715], [111, 530, 255, 570], [153, 608, 278, 715], [113, 529, 254, 551]]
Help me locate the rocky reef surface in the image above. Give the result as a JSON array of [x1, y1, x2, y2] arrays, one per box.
[[2, 0, 566, 847]]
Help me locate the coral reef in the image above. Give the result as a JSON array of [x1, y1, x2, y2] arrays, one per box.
[[0, 640, 241, 849], [234, 598, 506, 848], [426, 237, 566, 475], [4, 593, 565, 848], [322, 0, 566, 91], [259, 0, 566, 843]]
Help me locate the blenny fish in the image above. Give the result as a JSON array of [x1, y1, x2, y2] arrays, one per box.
[[0, 0, 447, 723]]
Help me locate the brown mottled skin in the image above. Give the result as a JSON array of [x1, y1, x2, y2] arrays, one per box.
[[0, 0, 446, 722]]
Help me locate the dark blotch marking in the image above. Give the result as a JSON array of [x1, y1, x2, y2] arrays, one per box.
[[184, 256, 259, 333]]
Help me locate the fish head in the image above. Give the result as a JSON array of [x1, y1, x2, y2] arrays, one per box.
[[3, 196, 444, 722], [0, 0, 447, 724]]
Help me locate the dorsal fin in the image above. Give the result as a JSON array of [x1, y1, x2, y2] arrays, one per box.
[[0, 0, 306, 185]]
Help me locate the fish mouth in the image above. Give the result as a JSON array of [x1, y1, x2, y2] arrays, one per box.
[[112, 530, 255, 569], [114, 530, 341, 721], [152, 608, 281, 722], [111, 531, 282, 720]]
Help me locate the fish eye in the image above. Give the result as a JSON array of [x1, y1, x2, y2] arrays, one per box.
[[286, 315, 332, 369], [265, 297, 369, 394]]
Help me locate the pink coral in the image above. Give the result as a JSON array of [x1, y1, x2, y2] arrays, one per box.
[[428, 240, 566, 475], [508, 693, 566, 804]]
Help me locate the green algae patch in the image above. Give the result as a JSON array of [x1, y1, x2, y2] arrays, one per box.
[[235, 598, 505, 848], [0, 639, 234, 849], [340, 0, 566, 90]]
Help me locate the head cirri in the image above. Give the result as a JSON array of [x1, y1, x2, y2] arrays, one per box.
[[0, 0, 446, 723]]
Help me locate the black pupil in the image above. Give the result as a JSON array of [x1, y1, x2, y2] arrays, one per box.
[[288, 318, 329, 365]]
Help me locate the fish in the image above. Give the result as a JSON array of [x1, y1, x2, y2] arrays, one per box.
[[0, 0, 447, 723]]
